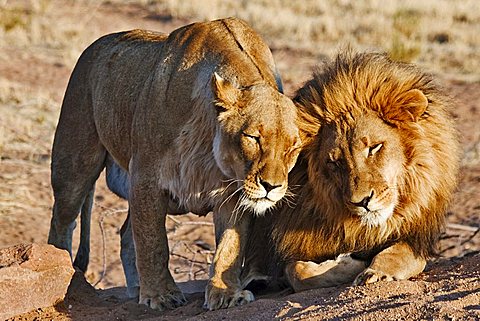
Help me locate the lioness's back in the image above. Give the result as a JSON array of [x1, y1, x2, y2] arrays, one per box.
[[57, 17, 282, 170], [78, 17, 278, 91]]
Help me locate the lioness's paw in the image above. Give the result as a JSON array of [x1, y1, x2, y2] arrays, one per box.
[[204, 288, 255, 310], [139, 290, 186, 311], [353, 268, 395, 285]]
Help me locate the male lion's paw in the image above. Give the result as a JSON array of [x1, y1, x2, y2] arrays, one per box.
[[204, 287, 255, 310], [139, 289, 186, 311], [353, 268, 395, 285]]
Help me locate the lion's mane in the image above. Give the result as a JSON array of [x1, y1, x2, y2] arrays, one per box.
[[272, 52, 460, 262]]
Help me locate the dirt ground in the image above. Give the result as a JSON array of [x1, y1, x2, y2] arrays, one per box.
[[1, 1, 479, 320]]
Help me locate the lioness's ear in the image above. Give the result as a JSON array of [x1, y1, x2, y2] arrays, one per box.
[[212, 72, 241, 110], [384, 89, 428, 124]]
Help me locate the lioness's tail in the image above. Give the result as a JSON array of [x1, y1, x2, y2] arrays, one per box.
[[74, 155, 130, 272], [73, 187, 95, 272]]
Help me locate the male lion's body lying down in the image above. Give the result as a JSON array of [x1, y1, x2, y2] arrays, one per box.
[[252, 52, 460, 292], [47, 17, 301, 310]]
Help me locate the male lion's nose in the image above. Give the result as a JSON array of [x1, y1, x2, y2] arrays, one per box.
[[260, 179, 281, 193], [351, 190, 374, 210]]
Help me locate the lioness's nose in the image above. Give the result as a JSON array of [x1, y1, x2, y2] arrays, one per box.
[[260, 179, 281, 193]]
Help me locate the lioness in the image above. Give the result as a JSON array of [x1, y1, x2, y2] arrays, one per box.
[[47, 18, 301, 310], [255, 51, 460, 291]]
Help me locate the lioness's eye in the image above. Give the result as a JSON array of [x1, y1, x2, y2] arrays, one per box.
[[368, 143, 383, 156]]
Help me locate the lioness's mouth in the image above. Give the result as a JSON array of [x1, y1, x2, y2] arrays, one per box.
[[239, 196, 276, 216]]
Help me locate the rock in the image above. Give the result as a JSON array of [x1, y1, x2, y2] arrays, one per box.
[[0, 243, 75, 320]]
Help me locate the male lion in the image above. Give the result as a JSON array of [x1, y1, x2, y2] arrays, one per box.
[[47, 17, 301, 310], [258, 52, 460, 291]]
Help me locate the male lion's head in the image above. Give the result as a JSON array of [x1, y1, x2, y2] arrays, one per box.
[[297, 52, 459, 230], [271, 52, 459, 261], [211, 73, 301, 215], [312, 111, 408, 227]]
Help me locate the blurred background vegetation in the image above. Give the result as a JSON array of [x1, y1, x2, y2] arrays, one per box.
[[1, 0, 479, 76]]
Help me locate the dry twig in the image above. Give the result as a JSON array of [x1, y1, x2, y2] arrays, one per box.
[[94, 204, 128, 287]]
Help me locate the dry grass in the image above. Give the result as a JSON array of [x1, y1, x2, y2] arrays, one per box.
[[0, 0, 103, 66], [142, 0, 480, 78], [0, 80, 55, 160], [0, 0, 479, 77]]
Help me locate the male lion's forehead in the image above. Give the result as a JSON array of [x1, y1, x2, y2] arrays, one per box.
[[326, 112, 387, 140], [352, 114, 392, 141]]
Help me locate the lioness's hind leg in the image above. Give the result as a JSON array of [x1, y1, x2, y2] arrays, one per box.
[[73, 186, 95, 271], [48, 88, 107, 257], [48, 144, 106, 257], [104, 157, 139, 297]]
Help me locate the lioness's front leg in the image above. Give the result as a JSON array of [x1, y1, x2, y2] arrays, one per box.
[[354, 242, 426, 285], [205, 198, 254, 310], [130, 169, 186, 311]]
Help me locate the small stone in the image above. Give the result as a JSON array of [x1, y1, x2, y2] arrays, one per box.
[[0, 243, 75, 320]]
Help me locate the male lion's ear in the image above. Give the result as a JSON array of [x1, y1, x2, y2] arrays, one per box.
[[384, 89, 428, 124], [211, 72, 241, 110]]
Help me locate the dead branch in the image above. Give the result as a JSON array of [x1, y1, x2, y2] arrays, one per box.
[[94, 205, 128, 287], [170, 252, 210, 266], [460, 227, 480, 246], [446, 223, 479, 232], [167, 215, 214, 226]]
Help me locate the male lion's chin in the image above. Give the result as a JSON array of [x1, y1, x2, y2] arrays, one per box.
[[239, 197, 276, 216], [357, 206, 394, 228]]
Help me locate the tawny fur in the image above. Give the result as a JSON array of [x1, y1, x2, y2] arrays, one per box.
[[269, 52, 459, 278], [48, 18, 301, 311]]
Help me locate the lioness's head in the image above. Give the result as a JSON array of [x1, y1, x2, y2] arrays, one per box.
[[211, 73, 301, 214]]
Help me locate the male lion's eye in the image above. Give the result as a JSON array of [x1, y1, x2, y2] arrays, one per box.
[[368, 143, 383, 157], [327, 153, 341, 168], [327, 159, 341, 169], [242, 132, 260, 144]]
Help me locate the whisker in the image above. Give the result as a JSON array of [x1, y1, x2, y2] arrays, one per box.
[[230, 191, 244, 225], [278, 193, 297, 209], [237, 194, 250, 224], [220, 179, 243, 193], [283, 189, 297, 198], [223, 178, 243, 186], [285, 186, 301, 196], [219, 186, 243, 212]]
